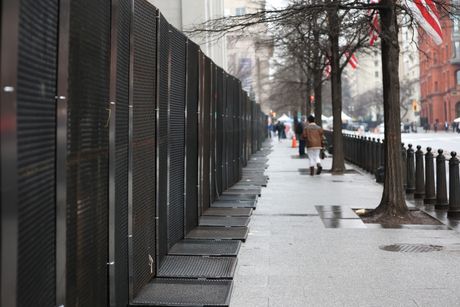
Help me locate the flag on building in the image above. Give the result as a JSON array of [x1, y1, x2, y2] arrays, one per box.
[[368, 0, 380, 46], [324, 59, 331, 79], [345, 52, 359, 69], [405, 0, 443, 45]]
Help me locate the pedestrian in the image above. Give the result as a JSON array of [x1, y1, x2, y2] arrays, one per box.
[[444, 121, 449, 132], [281, 121, 286, 139], [302, 115, 324, 176], [294, 116, 305, 156], [276, 121, 284, 142], [434, 119, 439, 132], [452, 121, 457, 133]]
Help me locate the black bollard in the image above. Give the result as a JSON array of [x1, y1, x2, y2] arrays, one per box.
[[423, 147, 436, 205], [359, 136, 364, 169], [448, 152, 460, 218], [372, 138, 377, 174], [364, 137, 369, 171], [401, 143, 407, 189], [414, 145, 425, 199], [406, 144, 415, 194], [435, 149, 448, 210]]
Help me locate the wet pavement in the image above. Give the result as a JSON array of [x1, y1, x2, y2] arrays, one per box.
[[230, 139, 460, 307]]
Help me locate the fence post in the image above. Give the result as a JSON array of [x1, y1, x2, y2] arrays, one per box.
[[414, 145, 425, 199], [424, 147, 436, 205], [435, 149, 448, 210], [401, 143, 407, 190], [406, 144, 415, 194], [371, 138, 376, 174], [353, 135, 357, 164], [448, 152, 460, 218], [365, 137, 371, 172]]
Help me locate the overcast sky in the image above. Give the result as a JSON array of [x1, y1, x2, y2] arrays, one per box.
[[266, 0, 288, 9]]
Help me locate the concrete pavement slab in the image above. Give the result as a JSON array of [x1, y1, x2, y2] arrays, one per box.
[[230, 139, 460, 307]]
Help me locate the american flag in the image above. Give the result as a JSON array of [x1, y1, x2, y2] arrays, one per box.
[[324, 59, 331, 78], [368, 0, 380, 46], [345, 52, 358, 69], [406, 0, 443, 45]]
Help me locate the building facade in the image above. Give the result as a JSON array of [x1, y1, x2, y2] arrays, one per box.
[[148, 0, 227, 69], [224, 0, 273, 111], [419, 15, 460, 127], [399, 19, 421, 124]]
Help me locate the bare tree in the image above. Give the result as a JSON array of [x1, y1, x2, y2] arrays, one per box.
[[190, 0, 459, 222]]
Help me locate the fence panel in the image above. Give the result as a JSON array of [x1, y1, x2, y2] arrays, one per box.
[[185, 41, 199, 234], [15, 0, 59, 305], [66, 0, 111, 305], [168, 26, 186, 248], [131, 0, 157, 297], [157, 13, 170, 264]]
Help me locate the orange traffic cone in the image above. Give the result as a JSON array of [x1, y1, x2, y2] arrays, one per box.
[[291, 134, 297, 148]]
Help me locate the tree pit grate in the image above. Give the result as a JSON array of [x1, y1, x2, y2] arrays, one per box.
[[379, 244, 443, 253]]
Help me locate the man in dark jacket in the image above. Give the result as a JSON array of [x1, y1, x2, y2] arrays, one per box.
[[302, 115, 324, 176], [294, 116, 305, 156]]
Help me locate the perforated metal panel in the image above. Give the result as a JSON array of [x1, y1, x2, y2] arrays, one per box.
[[216, 67, 224, 196], [169, 240, 240, 256], [211, 200, 257, 209], [226, 77, 234, 187], [222, 74, 228, 191], [186, 226, 248, 241], [157, 14, 169, 264], [66, 0, 110, 305], [203, 207, 253, 217], [16, 0, 58, 305], [199, 216, 250, 227], [202, 57, 211, 211], [132, 0, 157, 297], [233, 85, 240, 182], [114, 0, 131, 304], [131, 279, 233, 306], [185, 42, 199, 234], [158, 256, 236, 279], [168, 26, 186, 248]]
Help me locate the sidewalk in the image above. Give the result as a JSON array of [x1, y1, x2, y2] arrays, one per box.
[[230, 139, 460, 307]]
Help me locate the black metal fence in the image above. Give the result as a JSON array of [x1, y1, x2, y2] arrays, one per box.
[[324, 131, 460, 218], [0, 1, 266, 306]]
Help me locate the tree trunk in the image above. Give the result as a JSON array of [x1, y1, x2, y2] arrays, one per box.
[[328, 6, 345, 174], [313, 31, 322, 126], [373, 0, 409, 217], [306, 77, 312, 116], [313, 68, 323, 127]]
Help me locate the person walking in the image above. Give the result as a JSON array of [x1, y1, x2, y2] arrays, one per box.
[[294, 116, 305, 156], [302, 115, 324, 176], [276, 121, 284, 142]]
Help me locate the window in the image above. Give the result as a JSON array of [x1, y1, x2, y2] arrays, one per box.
[[456, 70, 460, 85], [455, 41, 460, 58], [374, 61, 378, 66], [435, 81, 438, 91], [375, 71, 379, 78], [236, 7, 246, 16]]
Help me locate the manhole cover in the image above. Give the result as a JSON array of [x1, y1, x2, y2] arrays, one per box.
[[379, 244, 443, 253]]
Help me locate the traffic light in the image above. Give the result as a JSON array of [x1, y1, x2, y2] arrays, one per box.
[[412, 100, 418, 112]]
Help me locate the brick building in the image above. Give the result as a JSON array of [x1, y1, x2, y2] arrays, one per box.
[[419, 16, 460, 127]]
